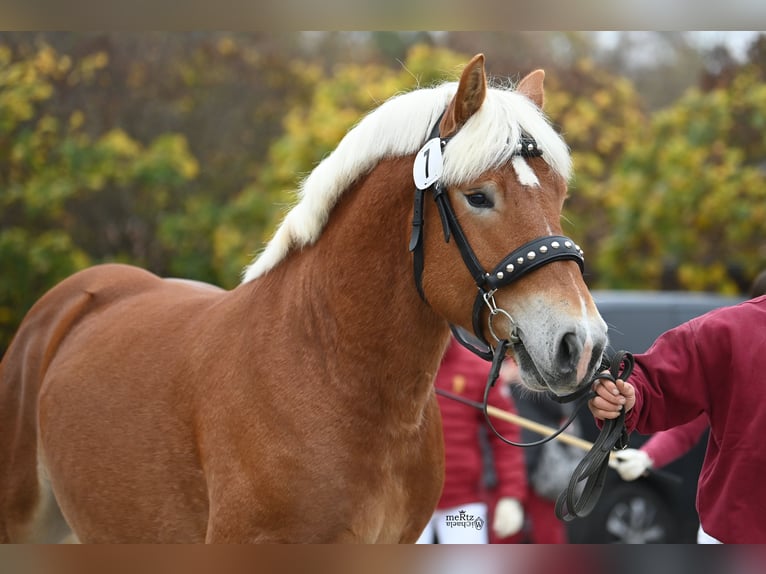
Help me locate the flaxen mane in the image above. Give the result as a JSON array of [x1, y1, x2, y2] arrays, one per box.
[[242, 80, 572, 282]]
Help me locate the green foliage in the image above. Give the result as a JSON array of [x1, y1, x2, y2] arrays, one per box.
[[0, 33, 316, 354], [0, 229, 89, 331], [544, 59, 649, 286], [0, 42, 198, 352], [597, 67, 766, 293]]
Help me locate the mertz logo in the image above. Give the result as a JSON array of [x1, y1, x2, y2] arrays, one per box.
[[445, 509, 485, 531]]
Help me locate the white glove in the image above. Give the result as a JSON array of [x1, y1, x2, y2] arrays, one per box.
[[612, 448, 653, 481], [492, 497, 524, 538]]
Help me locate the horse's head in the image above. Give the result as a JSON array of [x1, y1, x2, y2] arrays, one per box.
[[416, 54, 608, 396]]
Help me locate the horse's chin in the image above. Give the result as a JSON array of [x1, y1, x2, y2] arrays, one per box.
[[512, 344, 548, 392]]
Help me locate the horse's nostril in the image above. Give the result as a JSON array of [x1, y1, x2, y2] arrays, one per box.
[[556, 331, 581, 374]]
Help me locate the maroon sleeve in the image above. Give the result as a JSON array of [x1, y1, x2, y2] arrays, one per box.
[[640, 414, 708, 468], [624, 312, 728, 435]]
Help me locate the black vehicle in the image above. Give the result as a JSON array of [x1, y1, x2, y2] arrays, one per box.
[[566, 290, 744, 544]]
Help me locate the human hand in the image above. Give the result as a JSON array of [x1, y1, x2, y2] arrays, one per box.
[[611, 448, 653, 481], [589, 374, 636, 420], [492, 497, 524, 538]]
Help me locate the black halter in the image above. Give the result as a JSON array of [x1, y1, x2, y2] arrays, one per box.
[[409, 112, 585, 360]]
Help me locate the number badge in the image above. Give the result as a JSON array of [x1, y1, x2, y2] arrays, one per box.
[[413, 138, 443, 190]]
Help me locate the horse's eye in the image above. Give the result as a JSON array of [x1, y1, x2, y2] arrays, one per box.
[[466, 192, 494, 209]]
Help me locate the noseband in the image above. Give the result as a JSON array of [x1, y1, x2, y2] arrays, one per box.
[[409, 112, 585, 360]]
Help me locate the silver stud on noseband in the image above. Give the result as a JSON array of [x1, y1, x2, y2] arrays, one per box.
[[496, 238, 578, 279]]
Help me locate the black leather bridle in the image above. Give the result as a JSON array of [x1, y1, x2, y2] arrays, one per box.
[[409, 111, 585, 360]]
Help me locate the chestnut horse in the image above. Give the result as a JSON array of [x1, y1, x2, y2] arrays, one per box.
[[0, 54, 607, 543]]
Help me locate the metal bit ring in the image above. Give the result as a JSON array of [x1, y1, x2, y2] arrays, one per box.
[[488, 307, 520, 344]]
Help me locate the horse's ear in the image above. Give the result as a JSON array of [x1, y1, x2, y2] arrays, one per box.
[[440, 53, 487, 138], [516, 69, 545, 109]]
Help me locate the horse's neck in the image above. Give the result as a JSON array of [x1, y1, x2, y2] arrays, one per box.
[[261, 157, 450, 426]]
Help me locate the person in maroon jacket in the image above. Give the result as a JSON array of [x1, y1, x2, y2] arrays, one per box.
[[609, 274, 766, 543], [589, 293, 766, 543], [416, 337, 527, 544]]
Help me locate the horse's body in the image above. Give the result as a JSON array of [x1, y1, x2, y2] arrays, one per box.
[[0, 55, 607, 543]]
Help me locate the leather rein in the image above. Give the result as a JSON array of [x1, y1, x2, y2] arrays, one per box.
[[411, 112, 633, 521]]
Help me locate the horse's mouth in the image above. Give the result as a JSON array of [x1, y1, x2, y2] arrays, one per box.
[[512, 342, 594, 397]]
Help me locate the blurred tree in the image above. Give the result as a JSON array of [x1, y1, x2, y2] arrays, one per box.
[[369, 31, 430, 63], [296, 31, 438, 72], [597, 47, 766, 293], [0, 33, 321, 353], [0, 41, 199, 353], [594, 32, 706, 111], [1, 32, 316, 285], [442, 31, 598, 76], [699, 33, 765, 92], [543, 59, 648, 287]]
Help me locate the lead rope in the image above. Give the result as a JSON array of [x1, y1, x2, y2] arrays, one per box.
[[471, 340, 634, 521], [555, 350, 633, 521]]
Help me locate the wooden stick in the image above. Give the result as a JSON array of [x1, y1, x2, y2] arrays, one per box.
[[483, 403, 596, 453], [436, 388, 684, 483], [435, 387, 597, 452], [482, 397, 684, 483]]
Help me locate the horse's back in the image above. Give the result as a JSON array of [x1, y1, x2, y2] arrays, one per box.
[[1, 262, 219, 389], [0, 264, 222, 542]]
